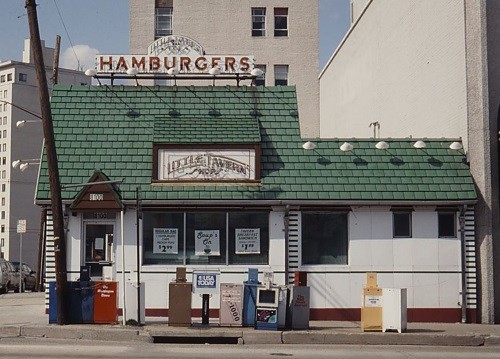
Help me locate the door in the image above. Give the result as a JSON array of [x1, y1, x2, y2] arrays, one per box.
[[85, 224, 114, 279]]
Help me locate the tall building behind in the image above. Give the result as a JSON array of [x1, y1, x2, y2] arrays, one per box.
[[0, 39, 89, 268], [129, 0, 320, 138], [320, 0, 500, 323]]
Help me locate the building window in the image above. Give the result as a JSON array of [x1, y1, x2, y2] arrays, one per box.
[[393, 211, 412, 238], [2, 130, 5, 138], [2, 157, 5, 165], [1, 198, 4, 206], [3, 90, 6, 98], [1, 211, 4, 220], [302, 212, 348, 265], [0, 75, 5, 83], [274, 65, 289, 86], [274, 8, 288, 37], [1, 184, 5, 192], [155, 7, 173, 39], [254, 65, 266, 86], [2, 144, 5, 152], [2, 117, 6, 125], [18, 73, 27, 82], [6, 74, 12, 82], [438, 212, 456, 238], [1, 171, 5, 179], [3, 104, 6, 111], [252, 8, 266, 37], [0, 225, 4, 233], [142, 210, 269, 265]]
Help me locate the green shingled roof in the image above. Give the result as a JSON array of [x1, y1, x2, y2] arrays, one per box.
[[36, 84, 476, 204]]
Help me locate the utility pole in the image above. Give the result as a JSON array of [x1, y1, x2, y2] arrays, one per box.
[[51, 35, 61, 85], [25, 0, 68, 325]]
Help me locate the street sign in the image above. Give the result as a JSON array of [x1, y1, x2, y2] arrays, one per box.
[[17, 219, 26, 234]]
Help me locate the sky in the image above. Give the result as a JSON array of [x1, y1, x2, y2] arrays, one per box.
[[0, 0, 350, 71]]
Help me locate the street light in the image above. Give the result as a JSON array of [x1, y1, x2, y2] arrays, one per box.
[[16, 120, 42, 128], [12, 159, 40, 170]]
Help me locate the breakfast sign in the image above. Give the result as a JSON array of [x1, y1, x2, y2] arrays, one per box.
[[95, 35, 254, 74]]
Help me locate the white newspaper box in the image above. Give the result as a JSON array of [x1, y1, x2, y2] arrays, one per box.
[[220, 283, 243, 326], [382, 288, 407, 333]]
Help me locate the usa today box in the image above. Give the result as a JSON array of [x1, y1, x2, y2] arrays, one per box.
[[192, 271, 220, 295]]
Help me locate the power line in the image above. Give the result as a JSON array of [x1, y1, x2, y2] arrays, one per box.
[[52, 0, 80, 70]]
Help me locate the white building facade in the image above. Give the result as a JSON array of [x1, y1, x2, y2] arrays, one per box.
[[320, 0, 500, 323], [0, 39, 89, 268]]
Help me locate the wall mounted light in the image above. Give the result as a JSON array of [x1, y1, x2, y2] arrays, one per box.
[[250, 68, 264, 77], [84, 69, 97, 77], [340, 142, 353, 152], [375, 141, 389, 150], [413, 140, 426, 149], [302, 141, 317, 151], [449, 141, 463, 150]]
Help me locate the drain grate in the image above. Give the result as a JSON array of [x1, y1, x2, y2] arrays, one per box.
[[152, 336, 240, 344]]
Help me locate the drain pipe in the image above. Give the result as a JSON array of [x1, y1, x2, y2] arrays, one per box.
[[284, 205, 290, 284], [459, 205, 467, 323]]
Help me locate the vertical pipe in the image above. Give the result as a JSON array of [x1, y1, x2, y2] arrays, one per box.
[[121, 210, 126, 325], [136, 188, 141, 324], [459, 205, 468, 323], [284, 205, 290, 284]]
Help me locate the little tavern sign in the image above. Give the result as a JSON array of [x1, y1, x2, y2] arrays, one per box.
[[158, 149, 256, 181], [96, 35, 254, 74]]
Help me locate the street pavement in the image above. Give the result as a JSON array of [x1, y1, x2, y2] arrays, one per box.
[[1, 292, 499, 346]]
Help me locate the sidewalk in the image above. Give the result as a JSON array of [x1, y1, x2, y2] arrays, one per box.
[[1, 292, 499, 346]]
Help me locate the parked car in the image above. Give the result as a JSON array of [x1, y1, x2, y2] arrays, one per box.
[[11, 262, 37, 292], [0, 259, 21, 293]]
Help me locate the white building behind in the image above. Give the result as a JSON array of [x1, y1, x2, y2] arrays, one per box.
[[0, 39, 89, 268], [129, 0, 320, 138]]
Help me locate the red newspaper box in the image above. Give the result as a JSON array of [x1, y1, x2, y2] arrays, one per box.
[[93, 281, 118, 324]]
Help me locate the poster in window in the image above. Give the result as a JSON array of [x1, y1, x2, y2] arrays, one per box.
[[195, 230, 220, 256], [94, 237, 104, 250], [235, 228, 260, 254], [153, 228, 178, 254]]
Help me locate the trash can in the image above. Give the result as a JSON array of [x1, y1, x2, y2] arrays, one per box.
[[93, 281, 118, 324], [220, 283, 243, 326]]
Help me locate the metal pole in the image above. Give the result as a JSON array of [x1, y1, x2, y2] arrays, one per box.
[[121, 210, 126, 325], [459, 205, 468, 323], [19, 234, 23, 292], [136, 187, 142, 324], [25, 0, 68, 325]]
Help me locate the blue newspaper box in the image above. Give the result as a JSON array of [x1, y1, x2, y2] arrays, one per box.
[[48, 282, 57, 324]]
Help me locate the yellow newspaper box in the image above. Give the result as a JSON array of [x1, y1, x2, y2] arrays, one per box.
[[361, 273, 382, 332]]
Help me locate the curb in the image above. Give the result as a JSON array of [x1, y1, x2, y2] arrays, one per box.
[[0, 325, 498, 346]]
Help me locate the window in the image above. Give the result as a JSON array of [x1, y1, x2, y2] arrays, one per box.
[[393, 211, 412, 238], [3, 90, 6, 98], [302, 212, 348, 265], [155, 7, 173, 38], [274, 65, 289, 86], [18, 73, 27, 82], [143, 210, 269, 265], [1, 184, 5, 192], [254, 65, 266, 86], [1, 211, 4, 220], [0, 225, 4, 233], [274, 8, 288, 37], [2, 157, 5, 165], [1, 198, 4, 206], [2, 144, 5, 152], [2, 130, 5, 138], [6, 74, 12, 82], [2, 117, 6, 125], [252, 8, 266, 36], [0, 75, 4, 83], [438, 212, 456, 238], [1, 171, 5, 179]]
